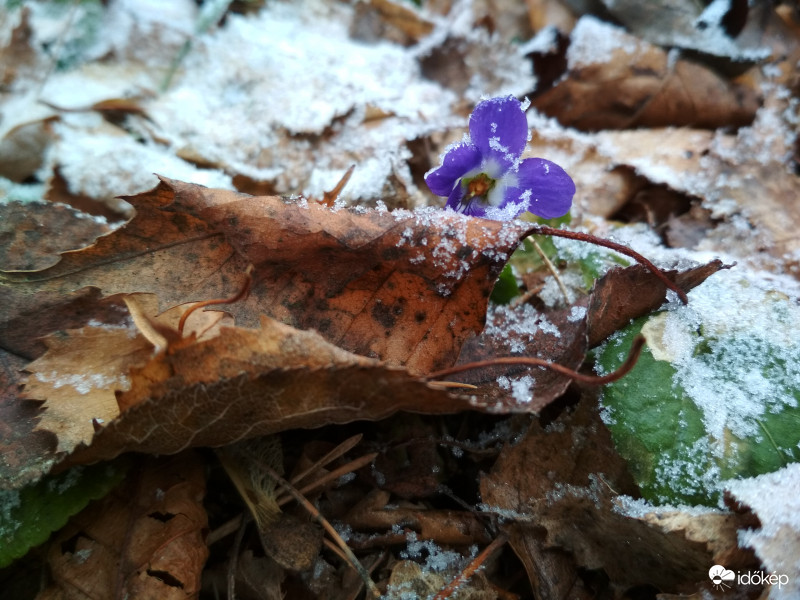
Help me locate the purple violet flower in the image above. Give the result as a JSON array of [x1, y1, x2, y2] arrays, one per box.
[[425, 96, 576, 221]]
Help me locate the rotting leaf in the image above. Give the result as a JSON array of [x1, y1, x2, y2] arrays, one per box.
[[479, 394, 756, 595], [40, 453, 208, 600]]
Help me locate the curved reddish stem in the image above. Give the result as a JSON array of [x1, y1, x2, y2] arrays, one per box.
[[530, 225, 689, 304], [178, 264, 254, 334], [427, 335, 646, 385]]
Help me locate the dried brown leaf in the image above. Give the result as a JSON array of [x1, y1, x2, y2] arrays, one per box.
[[0, 201, 111, 272], [57, 316, 478, 469], [449, 303, 588, 412], [1, 177, 528, 374], [479, 394, 756, 595], [587, 260, 728, 347], [592, 90, 800, 264], [38, 453, 208, 600], [532, 19, 759, 131], [23, 323, 151, 454], [21, 294, 232, 456], [351, 0, 434, 46], [0, 348, 56, 490]]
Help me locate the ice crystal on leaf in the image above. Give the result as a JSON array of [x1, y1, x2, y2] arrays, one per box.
[[425, 96, 575, 220]]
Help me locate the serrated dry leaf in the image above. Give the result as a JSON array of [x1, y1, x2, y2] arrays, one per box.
[[23, 323, 151, 454], [38, 453, 208, 600], [21, 294, 232, 455]]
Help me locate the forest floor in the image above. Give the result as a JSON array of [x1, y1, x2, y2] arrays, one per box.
[[1, 1, 800, 599]]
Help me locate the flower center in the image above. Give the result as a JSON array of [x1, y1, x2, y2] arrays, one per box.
[[463, 173, 495, 202]]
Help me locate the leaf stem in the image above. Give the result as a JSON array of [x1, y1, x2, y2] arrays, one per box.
[[427, 335, 646, 385], [529, 225, 689, 304], [177, 264, 254, 334]]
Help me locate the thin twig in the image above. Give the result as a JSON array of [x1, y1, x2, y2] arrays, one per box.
[[322, 537, 349, 563], [276, 453, 378, 507], [343, 552, 387, 600], [208, 513, 244, 546], [427, 335, 646, 384], [257, 463, 382, 599], [288, 434, 363, 489], [530, 225, 689, 303], [432, 534, 508, 600]]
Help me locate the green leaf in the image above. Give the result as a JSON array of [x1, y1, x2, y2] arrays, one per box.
[[490, 264, 520, 304], [596, 273, 800, 506], [0, 460, 129, 567]]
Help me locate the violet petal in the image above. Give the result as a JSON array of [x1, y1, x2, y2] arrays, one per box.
[[425, 142, 482, 197], [444, 179, 472, 213], [469, 96, 528, 170], [505, 158, 575, 219]]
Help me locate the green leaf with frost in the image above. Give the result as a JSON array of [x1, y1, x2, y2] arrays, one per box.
[[504, 230, 630, 302], [596, 273, 800, 506], [0, 460, 129, 567]]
